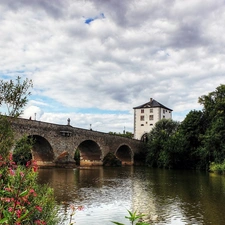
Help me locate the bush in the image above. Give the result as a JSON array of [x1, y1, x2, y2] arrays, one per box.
[[209, 161, 225, 174], [0, 154, 59, 224]]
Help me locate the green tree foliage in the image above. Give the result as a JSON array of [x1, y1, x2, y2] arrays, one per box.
[[0, 76, 33, 117], [0, 76, 33, 159], [109, 131, 133, 139], [74, 149, 80, 165], [146, 119, 181, 169], [178, 110, 206, 169], [13, 136, 34, 166], [0, 116, 14, 159], [198, 84, 225, 168]]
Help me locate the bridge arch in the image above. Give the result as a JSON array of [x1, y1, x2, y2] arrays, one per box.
[[115, 144, 133, 165], [30, 135, 54, 165], [76, 140, 103, 166]]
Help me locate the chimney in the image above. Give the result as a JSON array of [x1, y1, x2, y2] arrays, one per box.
[[150, 98, 153, 102]]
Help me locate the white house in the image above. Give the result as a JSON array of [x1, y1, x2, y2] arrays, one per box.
[[133, 98, 173, 140]]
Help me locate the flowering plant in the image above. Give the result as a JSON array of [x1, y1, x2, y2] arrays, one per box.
[[68, 204, 84, 225], [0, 153, 59, 225]]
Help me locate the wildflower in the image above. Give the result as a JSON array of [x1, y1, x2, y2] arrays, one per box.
[[8, 207, 13, 212], [32, 160, 38, 172], [33, 166, 38, 172], [29, 189, 37, 196], [9, 168, 15, 176], [77, 206, 84, 211], [20, 172, 25, 177], [9, 153, 13, 161], [35, 205, 42, 212], [34, 220, 46, 225], [16, 209, 22, 218], [26, 160, 31, 167], [4, 187, 12, 192]]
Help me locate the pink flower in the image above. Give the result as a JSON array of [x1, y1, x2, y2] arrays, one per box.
[[35, 206, 42, 212], [16, 209, 22, 218], [26, 161, 31, 167], [4, 187, 12, 192], [77, 206, 84, 211], [9, 168, 15, 176], [20, 172, 24, 177], [32, 166, 38, 172], [29, 189, 37, 196], [35, 220, 46, 225], [9, 153, 13, 161], [8, 207, 13, 212]]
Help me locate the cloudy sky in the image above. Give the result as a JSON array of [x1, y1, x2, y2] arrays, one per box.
[[0, 0, 224, 133]]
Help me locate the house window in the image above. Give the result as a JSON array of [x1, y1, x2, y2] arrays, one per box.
[[163, 116, 165, 119], [163, 109, 165, 114], [141, 109, 144, 113], [150, 109, 153, 113], [140, 115, 145, 121], [149, 115, 154, 120], [150, 124, 153, 126], [141, 124, 144, 126]]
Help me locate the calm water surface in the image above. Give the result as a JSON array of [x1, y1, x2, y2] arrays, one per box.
[[37, 167, 225, 225]]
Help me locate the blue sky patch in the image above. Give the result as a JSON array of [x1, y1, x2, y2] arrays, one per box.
[[85, 13, 105, 24]]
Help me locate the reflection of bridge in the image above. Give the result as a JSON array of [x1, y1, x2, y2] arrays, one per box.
[[11, 118, 145, 167]]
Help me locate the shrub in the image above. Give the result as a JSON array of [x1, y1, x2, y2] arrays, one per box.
[[0, 154, 59, 224]]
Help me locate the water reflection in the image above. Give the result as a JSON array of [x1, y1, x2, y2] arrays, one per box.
[[38, 167, 225, 225]]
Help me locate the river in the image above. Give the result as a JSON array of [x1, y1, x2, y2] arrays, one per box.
[[37, 166, 225, 225]]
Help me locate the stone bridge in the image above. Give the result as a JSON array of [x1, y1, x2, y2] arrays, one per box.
[[11, 117, 145, 167]]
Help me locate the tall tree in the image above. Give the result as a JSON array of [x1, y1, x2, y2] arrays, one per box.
[[146, 119, 181, 168], [0, 76, 33, 158], [198, 84, 225, 167], [178, 110, 206, 168], [0, 76, 33, 117]]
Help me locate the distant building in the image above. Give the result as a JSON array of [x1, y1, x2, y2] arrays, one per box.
[[133, 98, 173, 140]]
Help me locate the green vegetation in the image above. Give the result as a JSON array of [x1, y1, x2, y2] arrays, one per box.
[[209, 161, 225, 174], [0, 77, 59, 224], [74, 149, 80, 166], [13, 135, 34, 166], [146, 84, 225, 171], [109, 131, 133, 139], [103, 152, 122, 166], [0, 76, 33, 117], [111, 210, 151, 225]]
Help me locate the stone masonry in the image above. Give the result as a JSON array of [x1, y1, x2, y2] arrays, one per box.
[[10, 117, 145, 167]]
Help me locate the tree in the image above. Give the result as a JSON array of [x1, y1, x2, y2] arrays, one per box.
[[198, 84, 225, 168], [0, 76, 33, 159], [0, 76, 33, 117], [178, 110, 206, 169], [13, 135, 34, 165], [146, 119, 181, 168], [109, 131, 133, 139]]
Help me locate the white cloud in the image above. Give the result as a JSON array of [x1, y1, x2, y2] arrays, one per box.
[[1, 0, 225, 133]]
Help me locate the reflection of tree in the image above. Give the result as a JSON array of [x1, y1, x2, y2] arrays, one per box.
[[37, 167, 225, 225], [147, 169, 225, 224]]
